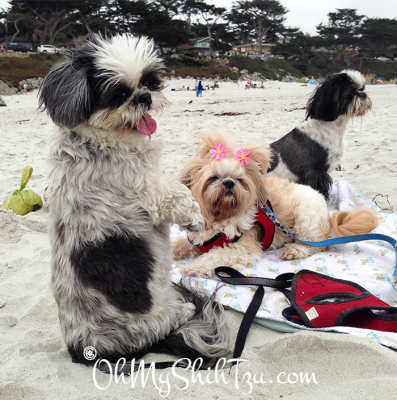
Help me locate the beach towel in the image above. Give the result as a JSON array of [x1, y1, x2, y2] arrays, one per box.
[[171, 180, 397, 349]]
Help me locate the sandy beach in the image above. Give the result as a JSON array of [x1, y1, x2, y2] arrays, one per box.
[[1, 79, 397, 399]]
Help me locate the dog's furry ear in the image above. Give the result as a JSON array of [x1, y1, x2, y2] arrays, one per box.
[[306, 73, 356, 122], [180, 158, 205, 189], [197, 129, 237, 159], [245, 143, 272, 174], [244, 144, 272, 207], [38, 48, 95, 128]]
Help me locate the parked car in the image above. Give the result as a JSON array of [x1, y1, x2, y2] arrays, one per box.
[[37, 44, 60, 54], [7, 43, 31, 52], [376, 57, 390, 61]]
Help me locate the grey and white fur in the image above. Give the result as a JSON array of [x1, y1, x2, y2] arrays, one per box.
[[39, 34, 230, 365], [267, 70, 372, 199]]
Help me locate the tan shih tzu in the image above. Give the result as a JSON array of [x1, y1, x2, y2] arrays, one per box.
[[173, 130, 380, 278]]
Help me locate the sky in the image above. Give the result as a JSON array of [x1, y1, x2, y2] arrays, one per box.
[[206, 0, 397, 35], [1, 0, 397, 36]]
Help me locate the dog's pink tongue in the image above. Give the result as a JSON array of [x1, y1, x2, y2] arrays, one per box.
[[135, 114, 157, 136]]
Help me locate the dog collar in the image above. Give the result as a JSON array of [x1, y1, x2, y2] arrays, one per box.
[[188, 201, 275, 253]]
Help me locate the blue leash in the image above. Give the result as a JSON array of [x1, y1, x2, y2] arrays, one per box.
[[262, 204, 397, 276]]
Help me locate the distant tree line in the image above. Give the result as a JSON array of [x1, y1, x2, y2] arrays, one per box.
[[0, 1, 396, 64], [272, 9, 397, 66], [0, 0, 298, 55]]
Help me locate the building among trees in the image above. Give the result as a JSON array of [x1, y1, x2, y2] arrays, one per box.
[[232, 42, 275, 56]]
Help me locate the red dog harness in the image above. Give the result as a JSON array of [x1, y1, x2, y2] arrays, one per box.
[[189, 201, 275, 253], [214, 267, 397, 367]]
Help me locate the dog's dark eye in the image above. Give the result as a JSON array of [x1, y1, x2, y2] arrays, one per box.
[[359, 87, 365, 92], [209, 176, 218, 181], [141, 71, 163, 92], [94, 80, 132, 110], [144, 80, 161, 91]]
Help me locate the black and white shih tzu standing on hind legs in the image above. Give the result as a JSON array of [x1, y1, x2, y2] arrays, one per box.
[[39, 34, 230, 367], [267, 70, 372, 199]]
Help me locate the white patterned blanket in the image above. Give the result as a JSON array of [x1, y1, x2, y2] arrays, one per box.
[[171, 181, 397, 348]]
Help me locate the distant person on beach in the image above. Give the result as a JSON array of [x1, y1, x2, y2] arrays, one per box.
[[197, 81, 203, 97], [23, 83, 27, 94], [194, 78, 199, 96], [260, 79, 265, 88], [236, 78, 239, 86]]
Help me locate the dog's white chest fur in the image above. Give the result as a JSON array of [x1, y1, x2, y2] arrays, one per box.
[[298, 117, 349, 172]]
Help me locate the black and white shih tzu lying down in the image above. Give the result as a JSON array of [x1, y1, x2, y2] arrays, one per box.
[[39, 34, 230, 365], [267, 70, 372, 199]]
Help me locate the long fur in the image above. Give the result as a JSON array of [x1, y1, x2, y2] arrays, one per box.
[[268, 70, 372, 199], [331, 208, 381, 237], [39, 34, 230, 365], [173, 130, 380, 278]]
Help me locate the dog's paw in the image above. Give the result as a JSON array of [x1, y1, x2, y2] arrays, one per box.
[[172, 236, 202, 260], [178, 209, 204, 232], [172, 236, 188, 260], [186, 221, 204, 232], [180, 263, 215, 278], [173, 253, 184, 261], [280, 244, 309, 260]]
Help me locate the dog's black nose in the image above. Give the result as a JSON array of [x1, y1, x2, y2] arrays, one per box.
[[358, 92, 367, 99], [222, 179, 235, 189], [138, 93, 152, 108]]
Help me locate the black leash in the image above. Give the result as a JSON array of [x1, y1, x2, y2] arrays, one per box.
[[101, 267, 292, 373], [215, 267, 293, 365]]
